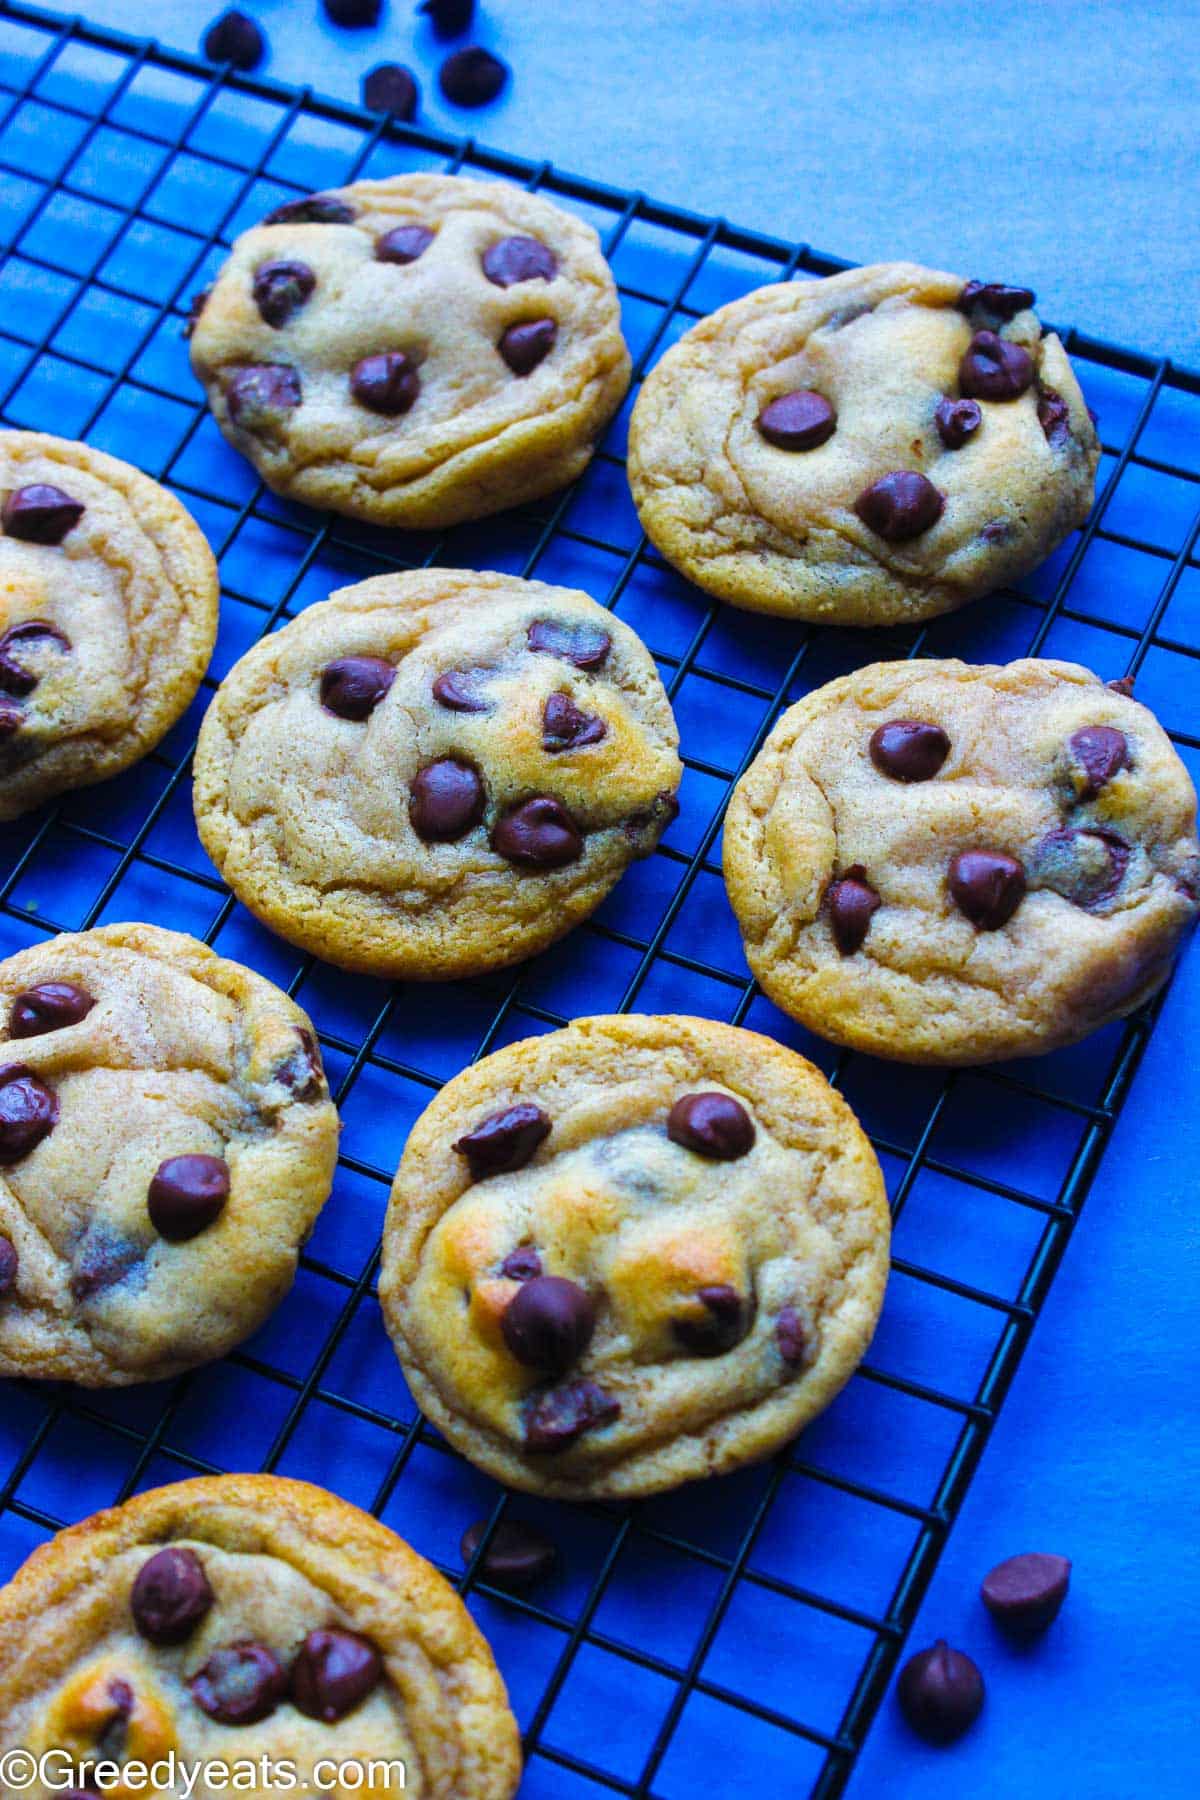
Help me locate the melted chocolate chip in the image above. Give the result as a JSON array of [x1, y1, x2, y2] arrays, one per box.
[[756, 390, 837, 451], [70, 1231, 142, 1301], [667, 1092, 755, 1160], [0, 621, 72, 696], [673, 1284, 751, 1357], [499, 317, 558, 376], [132, 1547, 214, 1645], [440, 46, 509, 107], [1070, 724, 1130, 797], [461, 1517, 556, 1591], [854, 471, 944, 541], [1108, 674, 1136, 698], [226, 364, 302, 427], [1029, 827, 1129, 910], [252, 259, 316, 329], [421, 0, 475, 36], [291, 1628, 383, 1723], [148, 1154, 230, 1242], [524, 1379, 620, 1453], [264, 193, 356, 226], [190, 1643, 287, 1726], [0, 1065, 57, 1163], [275, 1027, 325, 1101], [1038, 387, 1072, 445], [9, 980, 94, 1038], [775, 1305, 808, 1367], [542, 691, 606, 752], [502, 1274, 595, 1373], [351, 350, 420, 415], [491, 796, 583, 868], [202, 9, 264, 71], [320, 655, 396, 721], [827, 867, 881, 955], [432, 668, 490, 713], [869, 719, 950, 783], [500, 1246, 542, 1281], [483, 236, 557, 288], [0, 1235, 16, 1299], [959, 280, 1035, 320], [949, 850, 1027, 930], [934, 396, 982, 449], [455, 1103, 551, 1179], [410, 757, 485, 842], [897, 1640, 985, 1744], [2, 485, 85, 545], [625, 788, 680, 842], [363, 63, 419, 118], [376, 224, 436, 265], [980, 1551, 1071, 1638], [958, 329, 1034, 402], [94, 1678, 133, 1758], [527, 617, 610, 669]]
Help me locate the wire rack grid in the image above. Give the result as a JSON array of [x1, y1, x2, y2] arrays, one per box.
[[0, 4, 1197, 1796]]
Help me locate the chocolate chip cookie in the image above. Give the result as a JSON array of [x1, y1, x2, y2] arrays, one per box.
[[0, 431, 219, 820], [0, 923, 338, 1385], [189, 173, 631, 528], [379, 1014, 890, 1499], [192, 569, 682, 980], [724, 659, 1200, 1064], [0, 1473, 521, 1799], [627, 263, 1099, 626]]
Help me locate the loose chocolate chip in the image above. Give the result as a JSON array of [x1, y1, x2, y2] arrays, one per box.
[[897, 1640, 985, 1744], [0, 621, 72, 695], [0, 698, 23, 739], [525, 1379, 620, 1453], [226, 364, 302, 427], [869, 719, 950, 783], [949, 850, 1026, 930], [934, 396, 982, 450], [502, 1274, 595, 1373], [320, 655, 396, 721], [132, 1547, 215, 1645], [2, 485, 85, 545], [420, 0, 475, 37], [291, 1628, 382, 1723], [1070, 724, 1130, 797], [854, 471, 945, 541], [0, 1065, 57, 1163], [9, 981, 95, 1038], [756, 389, 837, 451], [461, 1517, 556, 1591], [440, 46, 509, 107], [499, 317, 558, 377], [0, 1235, 16, 1298], [190, 1642, 287, 1726], [410, 757, 485, 842], [492, 796, 583, 869], [981, 1551, 1071, 1638], [148, 1154, 230, 1242], [827, 867, 881, 955], [432, 668, 490, 712], [70, 1231, 142, 1301], [959, 280, 1036, 320], [263, 194, 356, 226], [775, 1305, 808, 1367], [1029, 827, 1129, 911], [252, 259, 316, 329], [202, 9, 265, 70], [324, 0, 380, 24], [377, 224, 436, 265], [500, 1246, 542, 1281], [542, 692, 606, 753], [363, 63, 419, 119], [959, 329, 1034, 402], [1038, 387, 1072, 445], [455, 1104, 550, 1179], [483, 237, 557, 289], [275, 1027, 325, 1101], [667, 1092, 755, 1160], [673, 1285, 751, 1357], [351, 350, 420, 415], [527, 617, 610, 669]]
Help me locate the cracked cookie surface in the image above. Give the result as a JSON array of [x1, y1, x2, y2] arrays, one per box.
[[724, 659, 1200, 1064], [0, 431, 219, 820], [0, 1474, 521, 1800], [0, 924, 338, 1385], [188, 174, 631, 528], [192, 570, 682, 980], [379, 1014, 889, 1500], [627, 263, 1099, 626]]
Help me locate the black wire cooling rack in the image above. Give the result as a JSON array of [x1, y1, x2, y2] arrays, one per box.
[[0, 4, 1198, 1795]]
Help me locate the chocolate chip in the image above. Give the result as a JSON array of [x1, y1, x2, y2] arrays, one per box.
[[455, 1103, 551, 1178], [202, 9, 265, 70], [500, 1246, 542, 1281], [148, 1154, 230, 1242], [132, 1547, 214, 1645], [667, 1092, 755, 1160], [949, 850, 1026, 930], [252, 259, 315, 329], [673, 1285, 751, 1357], [93, 1678, 133, 1759], [351, 350, 420, 415], [897, 1640, 984, 1744], [542, 692, 606, 752], [275, 1027, 325, 1101], [827, 867, 881, 955], [854, 471, 945, 541], [625, 788, 680, 841], [1070, 724, 1129, 797], [756, 390, 837, 451], [363, 63, 419, 118], [183, 287, 210, 339], [461, 1517, 556, 1591], [934, 396, 982, 449], [377, 224, 436, 265], [502, 1275, 595, 1373], [70, 1230, 142, 1301], [1108, 674, 1136, 698], [527, 617, 610, 669], [440, 46, 509, 107], [1038, 387, 1072, 445], [0, 1065, 57, 1163], [2, 485, 85, 545], [226, 364, 302, 428], [959, 280, 1035, 320], [959, 329, 1034, 402], [0, 1236, 16, 1299], [483, 236, 557, 289], [979, 517, 1011, 544], [263, 194, 355, 226], [420, 0, 475, 36], [432, 668, 490, 712], [492, 796, 583, 868], [869, 719, 950, 783], [9, 981, 95, 1038], [291, 1628, 382, 1723], [0, 621, 72, 695], [409, 758, 485, 843], [524, 1379, 620, 1453], [320, 655, 396, 721], [499, 318, 557, 376], [775, 1305, 808, 1367], [0, 699, 23, 739], [1029, 827, 1129, 910], [190, 1643, 287, 1726], [323, 0, 380, 23], [981, 1551, 1071, 1638]]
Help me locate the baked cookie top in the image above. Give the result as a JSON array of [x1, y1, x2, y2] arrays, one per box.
[[0, 923, 338, 1386], [0, 1474, 521, 1800], [0, 431, 219, 821], [380, 1015, 889, 1500], [192, 569, 682, 980], [627, 263, 1099, 625], [724, 659, 1200, 1065], [188, 174, 631, 528]]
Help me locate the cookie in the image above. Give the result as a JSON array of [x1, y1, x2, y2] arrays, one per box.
[[724, 659, 1200, 1064], [188, 173, 630, 528], [379, 1014, 889, 1500], [192, 569, 682, 980], [0, 923, 338, 1385], [0, 1473, 521, 1799], [0, 431, 219, 820], [627, 263, 1099, 626]]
